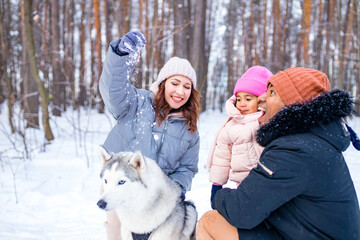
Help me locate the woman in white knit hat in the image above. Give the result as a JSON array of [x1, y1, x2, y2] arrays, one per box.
[[99, 31, 201, 240]]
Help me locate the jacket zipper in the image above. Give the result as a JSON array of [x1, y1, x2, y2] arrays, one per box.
[[258, 161, 274, 176], [157, 119, 169, 154]]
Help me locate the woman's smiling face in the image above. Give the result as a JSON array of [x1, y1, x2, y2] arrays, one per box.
[[164, 75, 192, 109]]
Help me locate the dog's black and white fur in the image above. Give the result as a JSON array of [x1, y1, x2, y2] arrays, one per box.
[[97, 147, 197, 240]]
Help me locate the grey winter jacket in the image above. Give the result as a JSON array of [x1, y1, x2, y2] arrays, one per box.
[[99, 39, 199, 191]]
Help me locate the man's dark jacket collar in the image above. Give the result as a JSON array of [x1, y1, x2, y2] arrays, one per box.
[[257, 89, 354, 147]]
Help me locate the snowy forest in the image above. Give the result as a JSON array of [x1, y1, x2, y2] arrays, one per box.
[[1, 1, 360, 238], [0, 0, 359, 141]]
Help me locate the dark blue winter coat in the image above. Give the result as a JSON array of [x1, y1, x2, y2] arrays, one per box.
[[212, 89, 360, 240]]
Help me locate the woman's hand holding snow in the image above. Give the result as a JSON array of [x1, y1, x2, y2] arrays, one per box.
[[117, 31, 146, 55]]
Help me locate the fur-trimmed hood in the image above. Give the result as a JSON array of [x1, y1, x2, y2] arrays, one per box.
[[257, 89, 354, 147]]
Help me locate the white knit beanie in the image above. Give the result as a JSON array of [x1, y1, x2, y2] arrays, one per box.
[[149, 57, 197, 93]]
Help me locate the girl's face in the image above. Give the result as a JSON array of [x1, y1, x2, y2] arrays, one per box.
[[164, 75, 192, 109], [235, 92, 259, 115]]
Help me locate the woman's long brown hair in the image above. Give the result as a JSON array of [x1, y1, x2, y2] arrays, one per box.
[[153, 81, 201, 134]]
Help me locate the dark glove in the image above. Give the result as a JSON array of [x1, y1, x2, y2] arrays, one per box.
[[346, 124, 360, 151], [117, 31, 146, 55], [175, 182, 186, 201], [210, 184, 222, 205], [180, 190, 185, 201]]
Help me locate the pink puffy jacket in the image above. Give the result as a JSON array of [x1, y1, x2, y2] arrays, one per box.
[[207, 96, 264, 186]]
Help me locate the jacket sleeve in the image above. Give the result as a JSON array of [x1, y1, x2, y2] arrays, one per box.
[[209, 126, 232, 185], [99, 39, 139, 121], [212, 142, 309, 229], [168, 133, 200, 192]]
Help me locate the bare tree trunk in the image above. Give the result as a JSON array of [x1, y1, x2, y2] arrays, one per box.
[[139, 0, 143, 31], [262, 0, 268, 61], [39, 0, 50, 91], [191, 0, 207, 111], [121, 0, 130, 34], [23, 0, 54, 141], [144, 0, 150, 87], [89, 0, 97, 108], [271, 0, 281, 72], [225, 0, 236, 99], [338, 0, 354, 90], [300, 0, 312, 66], [78, 0, 87, 107], [324, 0, 336, 86], [133, 0, 144, 88], [249, 0, 258, 65], [104, 0, 112, 47], [281, 0, 292, 69], [21, 0, 39, 128], [353, 0, 360, 115], [65, 0, 75, 108], [332, 0, 342, 86], [115, 0, 130, 37], [152, 0, 166, 79], [0, 3, 5, 85], [241, 2, 250, 69], [159, 0, 167, 69], [0, 0, 5, 104], [51, 0, 65, 116], [158, 0, 166, 68], [173, 0, 190, 58], [202, 0, 215, 107], [0, 1, 15, 132], [150, 0, 158, 83], [313, 0, 324, 70], [94, 0, 104, 113]]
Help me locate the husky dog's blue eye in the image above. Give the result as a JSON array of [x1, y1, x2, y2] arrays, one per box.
[[118, 180, 126, 185]]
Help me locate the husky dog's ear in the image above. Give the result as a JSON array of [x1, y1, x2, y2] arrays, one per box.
[[128, 151, 146, 173], [99, 145, 112, 164]]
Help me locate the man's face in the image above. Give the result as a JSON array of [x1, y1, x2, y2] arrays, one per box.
[[258, 84, 285, 125]]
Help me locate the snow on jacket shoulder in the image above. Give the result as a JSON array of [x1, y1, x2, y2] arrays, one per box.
[[207, 96, 264, 186], [99, 39, 199, 191]]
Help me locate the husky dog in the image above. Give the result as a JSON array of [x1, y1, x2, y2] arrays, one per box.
[[97, 146, 197, 240]]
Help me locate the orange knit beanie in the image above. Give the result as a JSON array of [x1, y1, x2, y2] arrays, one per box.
[[268, 67, 330, 105]]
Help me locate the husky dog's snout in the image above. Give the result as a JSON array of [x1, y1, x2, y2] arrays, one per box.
[[97, 199, 107, 209]]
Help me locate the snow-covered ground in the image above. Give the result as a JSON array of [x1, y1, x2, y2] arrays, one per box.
[[0, 106, 359, 239]]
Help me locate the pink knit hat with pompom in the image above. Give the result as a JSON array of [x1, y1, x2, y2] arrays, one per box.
[[233, 66, 273, 97]]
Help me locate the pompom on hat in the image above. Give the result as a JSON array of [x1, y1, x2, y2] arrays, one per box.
[[233, 66, 273, 97], [150, 57, 196, 93], [268, 67, 330, 105]]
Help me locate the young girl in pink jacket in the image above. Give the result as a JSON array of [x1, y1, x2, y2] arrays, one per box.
[[207, 66, 273, 202]]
